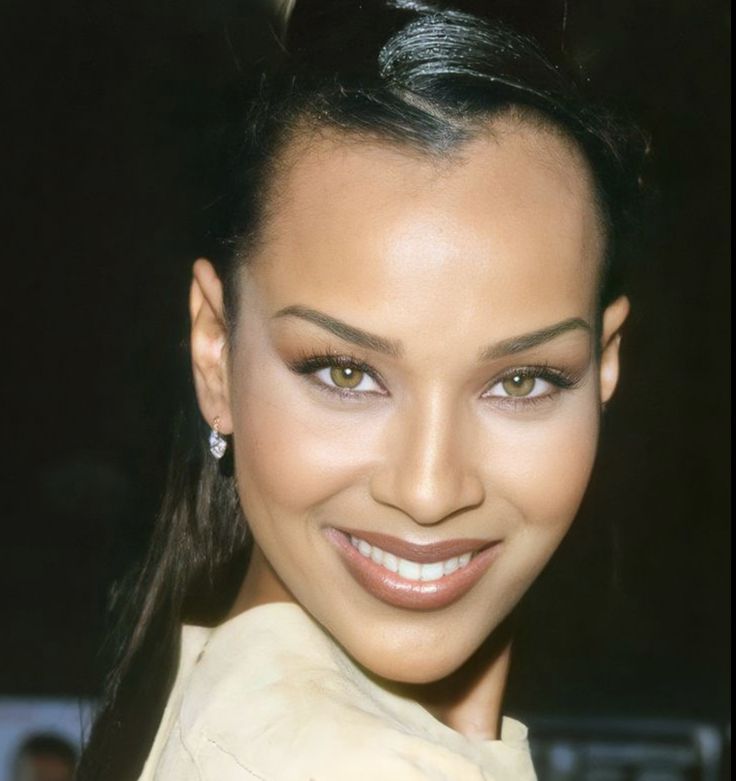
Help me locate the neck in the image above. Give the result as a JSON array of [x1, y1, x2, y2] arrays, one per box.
[[360, 615, 515, 741]]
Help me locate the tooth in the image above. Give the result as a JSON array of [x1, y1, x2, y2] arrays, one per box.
[[347, 534, 477, 580], [398, 558, 421, 580], [382, 552, 399, 572], [443, 557, 459, 575], [420, 562, 445, 581]]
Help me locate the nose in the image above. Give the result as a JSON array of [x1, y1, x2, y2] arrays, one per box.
[[369, 391, 486, 526]]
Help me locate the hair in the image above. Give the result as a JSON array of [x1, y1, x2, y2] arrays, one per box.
[[14, 732, 78, 775], [77, 2, 648, 778]]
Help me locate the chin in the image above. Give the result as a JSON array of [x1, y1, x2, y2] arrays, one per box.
[[342, 631, 478, 686], [390, 663, 458, 685], [356, 656, 443, 686]]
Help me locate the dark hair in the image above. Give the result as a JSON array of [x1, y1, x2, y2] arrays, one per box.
[[14, 732, 78, 773], [77, 2, 648, 778]]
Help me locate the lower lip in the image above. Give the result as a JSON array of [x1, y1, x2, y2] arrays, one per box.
[[323, 528, 502, 611]]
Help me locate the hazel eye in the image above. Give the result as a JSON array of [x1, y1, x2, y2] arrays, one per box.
[[486, 372, 554, 399], [502, 373, 538, 397], [330, 365, 363, 389], [313, 364, 383, 393]]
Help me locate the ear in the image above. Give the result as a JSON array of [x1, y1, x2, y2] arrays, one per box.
[[598, 294, 631, 406], [190, 258, 233, 434]]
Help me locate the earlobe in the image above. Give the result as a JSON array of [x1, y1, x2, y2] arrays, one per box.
[[189, 258, 233, 434], [599, 295, 631, 406]]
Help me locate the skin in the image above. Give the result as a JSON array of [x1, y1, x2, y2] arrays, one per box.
[[189, 117, 630, 740]]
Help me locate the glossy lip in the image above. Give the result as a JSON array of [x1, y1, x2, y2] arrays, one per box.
[[335, 526, 493, 563], [324, 527, 502, 611]]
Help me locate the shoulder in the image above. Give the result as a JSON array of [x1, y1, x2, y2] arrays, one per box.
[[194, 720, 496, 781], [178, 665, 439, 780], [173, 654, 493, 780], [147, 719, 270, 781], [151, 605, 534, 780]]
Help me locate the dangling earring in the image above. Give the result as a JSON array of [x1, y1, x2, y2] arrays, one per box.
[[209, 416, 228, 459]]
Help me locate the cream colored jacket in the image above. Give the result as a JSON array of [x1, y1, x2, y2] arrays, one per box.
[[137, 602, 537, 780]]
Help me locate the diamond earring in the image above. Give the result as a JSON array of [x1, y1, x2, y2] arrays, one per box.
[[209, 417, 228, 460]]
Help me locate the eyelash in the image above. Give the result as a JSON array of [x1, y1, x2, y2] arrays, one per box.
[[287, 350, 581, 409], [288, 351, 386, 401], [482, 364, 580, 410]]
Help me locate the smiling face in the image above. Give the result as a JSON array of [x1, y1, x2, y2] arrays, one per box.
[[190, 116, 630, 685]]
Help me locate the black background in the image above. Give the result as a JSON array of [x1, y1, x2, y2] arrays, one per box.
[[1, 0, 730, 724]]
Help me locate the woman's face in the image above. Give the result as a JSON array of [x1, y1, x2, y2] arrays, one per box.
[[191, 118, 630, 684]]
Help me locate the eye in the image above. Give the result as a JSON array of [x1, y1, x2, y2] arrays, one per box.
[[482, 365, 579, 406], [287, 352, 387, 398], [489, 372, 554, 399], [313, 363, 383, 393]]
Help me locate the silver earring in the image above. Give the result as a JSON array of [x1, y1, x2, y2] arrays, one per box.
[[209, 417, 228, 459]]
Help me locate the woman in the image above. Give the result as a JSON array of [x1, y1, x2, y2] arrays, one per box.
[[78, 1, 646, 778]]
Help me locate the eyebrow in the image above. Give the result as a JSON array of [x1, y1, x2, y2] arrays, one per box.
[[478, 317, 592, 360], [272, 305, 403, 357], [271, 305, 591, 361]]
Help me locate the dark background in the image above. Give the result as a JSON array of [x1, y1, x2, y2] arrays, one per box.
[[1, 0, 730, 725]]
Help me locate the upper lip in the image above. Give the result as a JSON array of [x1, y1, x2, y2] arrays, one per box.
[[335, 527, 496, 563]]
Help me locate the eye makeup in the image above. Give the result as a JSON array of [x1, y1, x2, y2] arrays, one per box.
[[481, 362, 583, 411], [286, 348, 389, 401], [286, 348, 585, 409]]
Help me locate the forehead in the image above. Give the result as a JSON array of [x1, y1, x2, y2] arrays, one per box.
[[245, 120, 603, 341]]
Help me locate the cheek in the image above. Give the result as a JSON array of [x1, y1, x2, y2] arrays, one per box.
[[488, 393, 600, 536], [469, 392, 601, 617], [230, 368, 383, 519]]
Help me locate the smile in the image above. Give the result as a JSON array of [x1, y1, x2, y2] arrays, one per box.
[[349, 534, 474, 582], [324, 528, 502, 611]]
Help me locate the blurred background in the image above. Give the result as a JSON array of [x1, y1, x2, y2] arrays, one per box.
[[0, 0, 729, 779]]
